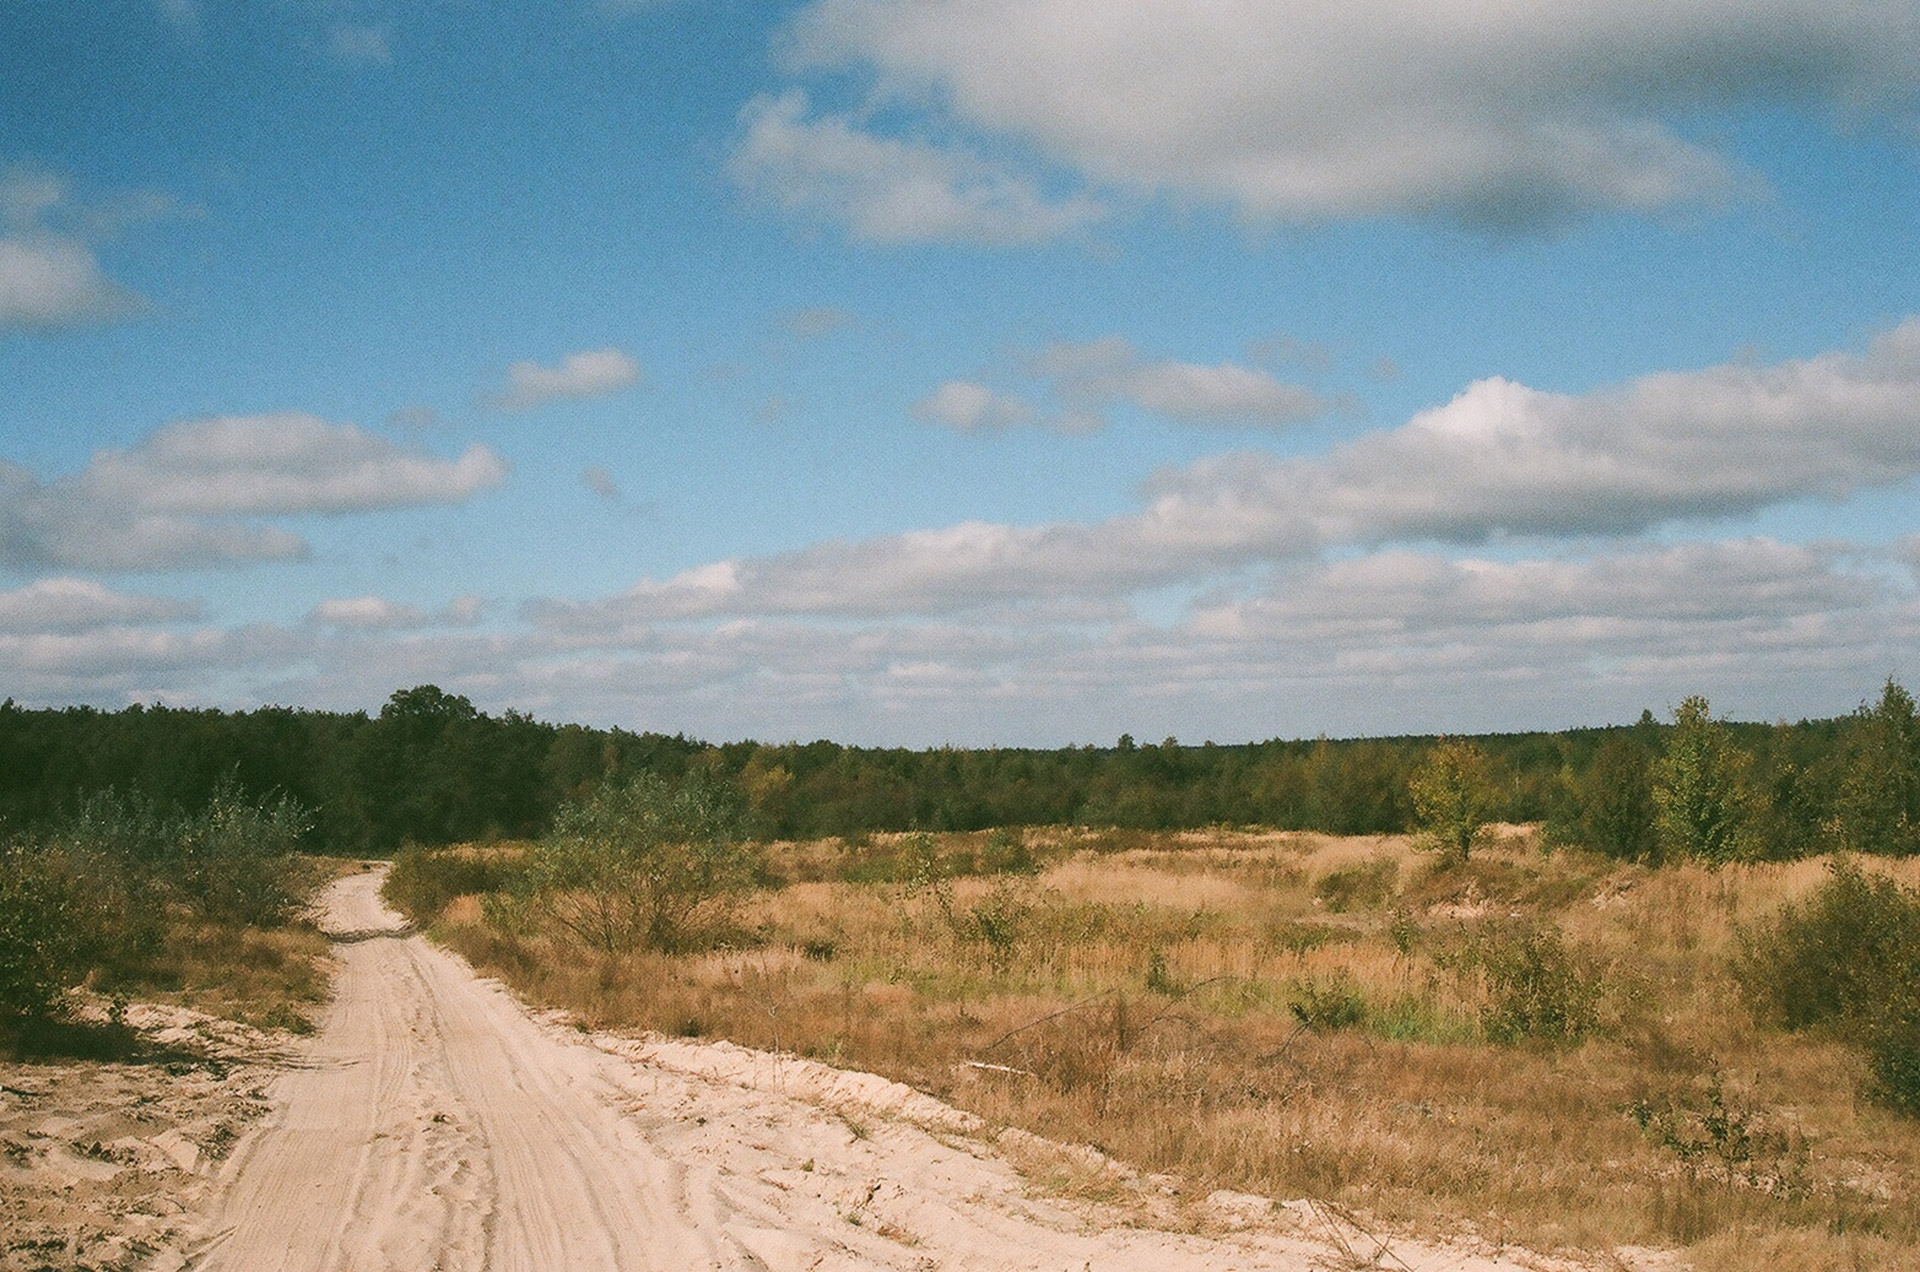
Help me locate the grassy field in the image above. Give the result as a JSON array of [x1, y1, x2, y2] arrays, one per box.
[[396, 829, 1920, 1270]]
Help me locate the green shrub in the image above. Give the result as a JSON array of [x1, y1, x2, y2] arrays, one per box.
[[0, 842, 89, 1021], [1740, 859, 1920, 1114], [980, 826, 1039, 875], [1631, 1071, 1809, 1196], [1290, 975, 1367, 1030], [1653, 695, 1756, 865], [525, 772, 757, 954], [384, 845, 522, 925], [1313, 855, 1399, 912], [47, 781, 312, 926], [1446, 918, 1602, 1044], [169, 780, 311, 925], [1409, 738, 1495, 866]]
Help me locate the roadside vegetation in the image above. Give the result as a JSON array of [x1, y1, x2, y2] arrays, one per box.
[[0, 783, 333, 1056]]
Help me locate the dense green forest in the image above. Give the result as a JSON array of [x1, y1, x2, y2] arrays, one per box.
[[2, 679, 1916, 860]]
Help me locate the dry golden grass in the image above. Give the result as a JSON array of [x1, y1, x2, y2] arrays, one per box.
[[417, 830, 1920, 1269]]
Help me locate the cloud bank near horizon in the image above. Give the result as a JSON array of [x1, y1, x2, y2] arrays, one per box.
[[540, 319, 1920, 626]]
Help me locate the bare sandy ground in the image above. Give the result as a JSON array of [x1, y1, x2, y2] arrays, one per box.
[[0, 1006, 283, 1270], [8, 870, 1683, 1270]]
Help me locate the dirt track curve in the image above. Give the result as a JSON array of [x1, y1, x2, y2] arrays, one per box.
[[183, 869, 1649, 1272]]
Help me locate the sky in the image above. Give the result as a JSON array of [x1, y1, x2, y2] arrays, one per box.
[[3, 0, 1919, 746]]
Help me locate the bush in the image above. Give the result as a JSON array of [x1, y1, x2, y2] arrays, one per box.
[[980, 826, 1039, 875], [0, 842, 89, 1021], [1740, 859, 1920, 1113], [1290, 975, 1368, 1029], [1446, 918, 1602, 1044], [525, 772, 757, 954], [169, 780, 312, 925], [384, 845, 523, 925], [1653, 696, 1755, 865], [1313, 855, 1399, 912]]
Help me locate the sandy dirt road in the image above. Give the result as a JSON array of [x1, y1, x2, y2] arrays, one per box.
[[183, 870, 1661, 1271]]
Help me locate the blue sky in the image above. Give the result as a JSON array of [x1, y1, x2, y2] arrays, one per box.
[[3, 0, 1919, 745]]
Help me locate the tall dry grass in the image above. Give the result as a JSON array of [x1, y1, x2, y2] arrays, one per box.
[[408, 830, 1920, 1269]]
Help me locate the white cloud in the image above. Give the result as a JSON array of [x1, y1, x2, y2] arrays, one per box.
[[1292, 318, 1920, 543], [152, 0, 198, 28], [495, 536, 1915, 742], [728, 90, 1104, 246], [327, 23, 391, 64], [0, 624, 303, 691], [911, 381, 1036, 433], [1192, 541, 1873, 640], [544, 318, 1920, 621], [0, 414, 507, 571], [781, 0, 1920, 228], [0, 236, 141, 328], [308, 594, 484, 630], [1030, 337, 1326, 429], [0, 579, 201, 633], [0, 166, 190, 330], [0, 168, 139, 329], [919, 338, 1326, 436], [491, 348, 642, 411], [7, 543, 1906, 744]]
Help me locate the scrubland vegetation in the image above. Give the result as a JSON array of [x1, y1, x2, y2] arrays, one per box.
[[0, 784, 332, 1055], [387, 814, 1920, 1269]]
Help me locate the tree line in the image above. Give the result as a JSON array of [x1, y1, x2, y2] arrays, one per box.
[[2, 679, 1917, 860]]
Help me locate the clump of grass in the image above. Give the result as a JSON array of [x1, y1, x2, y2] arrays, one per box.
[[1290, 974, 1367, 1030], [1312, 855, 1399, 912]]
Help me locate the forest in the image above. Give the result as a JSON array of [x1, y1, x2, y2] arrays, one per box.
[[1, 677, 1915, 862]]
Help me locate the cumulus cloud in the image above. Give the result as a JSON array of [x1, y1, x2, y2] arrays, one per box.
[[911, 381, 1037, 433], [491, 349, 642, 411], [0, 236, 141, 329], [1193, 540, 1873, 639], [0, 169, 147, 329], [1030, 337, 1326, 430], [498, 535, 1916, 743], [0, 579, 201, 633], [1291, 318, 1920, 543], [0, 414, 507, 571], [0, 624, 303, 695], [779, 0, 1920, 228], [543, 318, 1920, 621], [918, 338, 1326, 436], [728, 90, 1104, 245]]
